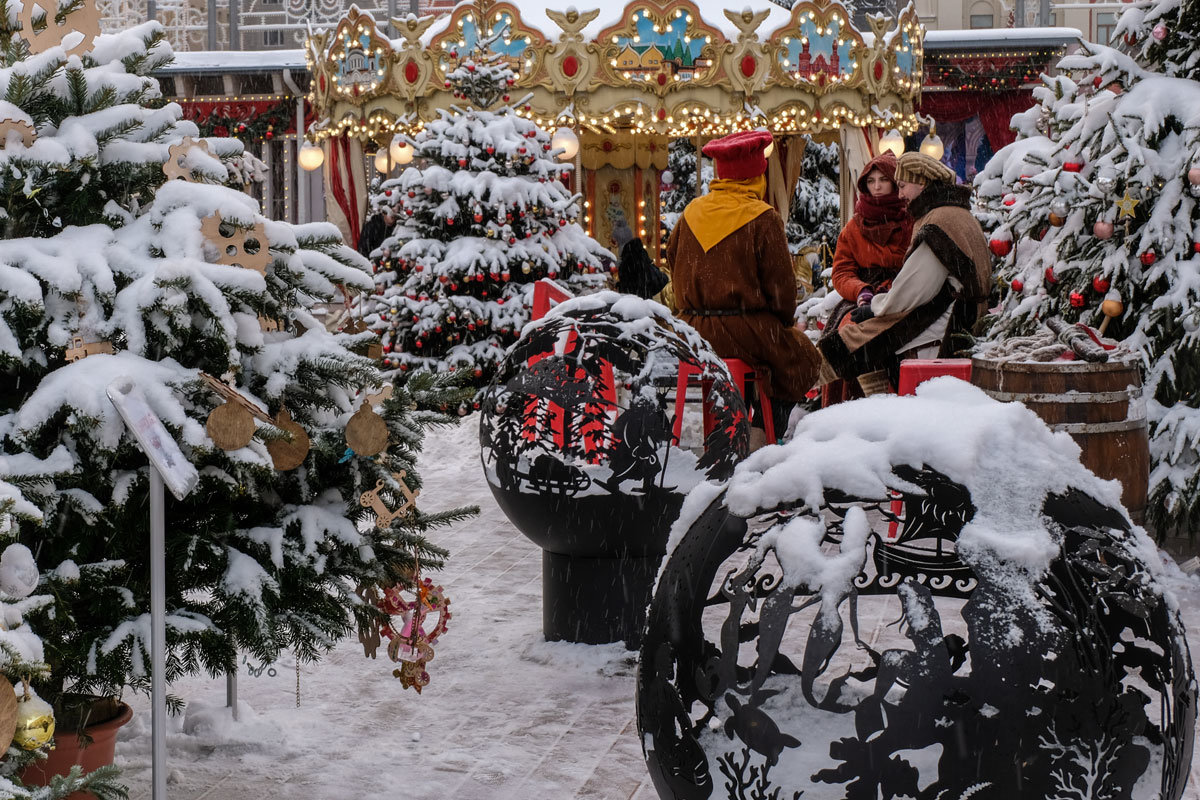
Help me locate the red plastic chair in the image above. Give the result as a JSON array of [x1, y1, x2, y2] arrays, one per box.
[[672, 358, 775, 446]]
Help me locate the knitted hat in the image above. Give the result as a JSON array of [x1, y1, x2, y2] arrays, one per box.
[[702, 130, 774, 181], [895, 151, 956, 186]]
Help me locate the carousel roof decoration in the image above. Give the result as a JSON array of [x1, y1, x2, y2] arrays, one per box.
[[305, 0, 923, 144]]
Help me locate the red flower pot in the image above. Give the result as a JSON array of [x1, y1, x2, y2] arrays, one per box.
[[21, 702, 133, 798]]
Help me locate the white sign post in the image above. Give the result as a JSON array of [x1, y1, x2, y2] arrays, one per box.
[[106, 378, 199, 800]]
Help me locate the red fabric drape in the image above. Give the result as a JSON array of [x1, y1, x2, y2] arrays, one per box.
[[917, 90, 1034, 150]]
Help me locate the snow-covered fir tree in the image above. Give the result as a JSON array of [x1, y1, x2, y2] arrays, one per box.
[[660, 139, 709, 234], [976, 40, 1200, 533], [0, 6, 474, 732], [361, 39, 609, 391], [1115, 0, 1200, 80], [786, 135, 841, 255]]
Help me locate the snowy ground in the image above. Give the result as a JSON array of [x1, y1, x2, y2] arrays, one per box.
[[113, 414, 1200, 800]]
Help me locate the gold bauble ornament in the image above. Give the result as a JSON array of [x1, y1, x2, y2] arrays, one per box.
[[1101, 298, 1124, 317], [1048, 212, 1066, 227], [12, 687, 54, 750]]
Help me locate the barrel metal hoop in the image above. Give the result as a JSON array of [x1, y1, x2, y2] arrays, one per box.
[[1054, 418, 1147, 434], [983, 389, 1141, 404]]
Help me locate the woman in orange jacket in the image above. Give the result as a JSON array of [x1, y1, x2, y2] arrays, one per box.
[[820, 151, 912, 404]]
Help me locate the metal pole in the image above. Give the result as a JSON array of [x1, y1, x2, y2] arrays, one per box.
[[226, 668, 238, 721], [230, 0, 240, 50], [147, 0, 157, 22], [149, 467, 168, 800], [296, 97, 307, 223], [206, 0, 217, 50]]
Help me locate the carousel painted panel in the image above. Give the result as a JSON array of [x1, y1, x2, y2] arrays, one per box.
[[769, 1, 863, 92], [594, 0, 727, 95], [889, 5, 924, 94], [326, 6, 393, 102], [427, 2, 548, 85]]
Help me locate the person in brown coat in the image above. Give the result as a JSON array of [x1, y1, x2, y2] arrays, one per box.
[[817, 152, 992, 394], [820, 150, 912, 405], [667, 130, 822, 442]]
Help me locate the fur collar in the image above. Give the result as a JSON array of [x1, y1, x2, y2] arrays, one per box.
[[906, 182, 973, 221]]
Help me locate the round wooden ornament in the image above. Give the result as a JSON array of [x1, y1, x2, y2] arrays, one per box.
[[345, 405, 388, 457], [207, 402, 255, 450], [267, 408, 310, 471]]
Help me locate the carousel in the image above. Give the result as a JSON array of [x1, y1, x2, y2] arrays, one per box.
[[303, 0, 923, 255]]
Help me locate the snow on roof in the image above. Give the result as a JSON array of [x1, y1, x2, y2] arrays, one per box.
[[416, 0, 797, 46], [156, 49, 307, 74], [925, 26, 1083, 50]]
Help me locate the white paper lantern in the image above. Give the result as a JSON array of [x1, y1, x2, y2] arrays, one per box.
[[919, 132, 944, 161], [298, 141, 324, 172], [551, 126, 580, 161], [390, 136, 414, 165], [879, 128, 905, 157], [374, 149, 390, 174]]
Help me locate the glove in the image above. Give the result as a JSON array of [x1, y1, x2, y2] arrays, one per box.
[[856, 287, 874, 307], [850, 305, 875, 324]]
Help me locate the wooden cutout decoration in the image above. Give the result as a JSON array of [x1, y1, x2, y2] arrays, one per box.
[[64, 335, 113, 362], [18, 0, 101, 57], [358, 470, 420, 528], [206, 401, 255, 451], [0, 682, 17, 755], [259, 316, 280, 332], [345, 384, 393, 457], [0, 119, 36, 149], [201, 213, 271, 274], [355, 583, 384, 658], [366, 341, 383, 360], [162, 137, 214, 182], [267, 408, 310, 471]]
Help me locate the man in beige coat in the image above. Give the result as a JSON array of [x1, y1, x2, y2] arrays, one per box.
[[818, 152, 992, 393]]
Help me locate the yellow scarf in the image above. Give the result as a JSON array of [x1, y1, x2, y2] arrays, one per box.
[[682, 175, 773, 252]]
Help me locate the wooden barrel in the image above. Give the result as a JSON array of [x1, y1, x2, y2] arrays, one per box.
[[971, 355, 1149, 522]]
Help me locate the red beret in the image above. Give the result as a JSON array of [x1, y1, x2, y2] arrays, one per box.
[[702, 130, 773, 181]]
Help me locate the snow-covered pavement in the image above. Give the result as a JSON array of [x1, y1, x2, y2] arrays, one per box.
[[113, 414, 1200, 800]]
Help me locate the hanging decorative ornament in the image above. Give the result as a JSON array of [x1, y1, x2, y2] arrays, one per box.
[[200, 373, 276, 451], [358, 470, 420, 528], [989, 238, 1012, 257], [345, 385, 393, 458], [266, 408, 310, 471], [1069, 291, 1086, 308], [162, 137, 214, 182], [1116, 191, 1139, 218], [1003, 194, 1016, 207], [1092, 276, 1111, 293], [1011, 278, 1024, 292], [1152, 23, 1168, 40], [1095, 174, 1117, 194], [12, 681, 54, 750], [1140, 250, 1158, 266], [17, 0, 101, 57], [371, 575, 452, 693], [1045, 266, 1058, 284], [200, 213, 271, 274], [1062, 161, 1084, 173], [0, 118, 36, 150], [1188, 167, 1200, 186], [1093, 220, 1115, 239], [1099, 290, 1124, 335], [64, 335, 114, 362]]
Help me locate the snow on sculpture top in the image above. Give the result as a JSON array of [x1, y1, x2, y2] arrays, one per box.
[[305, 0, 923, 142]]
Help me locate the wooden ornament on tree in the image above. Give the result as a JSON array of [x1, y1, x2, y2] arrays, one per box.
[[0, 681, 18, 754], [345, 384, 392, 457], [201, 213, 271, 274], [64, 334, 113, 362], [0, 118, 36, 150], [206, 402, 255, 451], [267, 408, 310, 471], [18, 0, 101, 57], [163, 137, 214, 182], [358, 470, 420, 527]]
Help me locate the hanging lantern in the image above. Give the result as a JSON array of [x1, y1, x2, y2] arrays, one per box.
[[390, 136, 415, 165], [374, 149, 390, 174], [298, 141, 324, 172], [879, 128, 905, 158], [550, 126, 579, 162], [919, 121, 944, 160]]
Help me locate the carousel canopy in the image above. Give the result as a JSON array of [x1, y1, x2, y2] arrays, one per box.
[[305, 0, 923, 144]]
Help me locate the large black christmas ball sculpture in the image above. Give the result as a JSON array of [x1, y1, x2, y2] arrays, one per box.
[[480, 291, 748, 646], [637, 378, 1196, 800]]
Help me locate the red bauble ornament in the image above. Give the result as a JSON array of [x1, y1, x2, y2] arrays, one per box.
[[1140, 251, 1157, 265], [1003, 195, 1016, 207], [383, 343, 392, 353], [1011, 278, 1024, 292], [1193, 241, 1200, 254], [438, 275, 448, 283], [503, 95, 510, 102], [1092, 276, 1110, 293], [559, 219, 567, 227], [1045, 267, 1058, 284], [547, 270, 558, 278], [1069, 291, 1085, 308], [265, 130, 273, 140], [474, 368, 483, 377], [415, 340, 424, 348], [467, 322, 476, 330], [501, 271, 510, 281], [467, 64, 476, 72], [518, 146, 526, 154], [508, 236, 516, 244], [486, 146, 495, 155], [407, 190, 415, 198], [474, 213, 483, 223], [1062, 162, 1084, 173], [1093, 75, 1103, 88], [989, 239, 1012, 257], [458, 158, 468, 167], [415, 264, 423, 271], [384, 190, 393, 197], [444, 80, 451, 88]]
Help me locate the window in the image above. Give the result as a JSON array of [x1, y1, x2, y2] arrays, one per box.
[[969, 12, 994, 27], [263, 29, 284, 47], [1096, 12, 1116, 43]]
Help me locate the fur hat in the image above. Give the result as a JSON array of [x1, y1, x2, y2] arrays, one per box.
[[702, 130, 774, 181], [895, 152, 956, 186]]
